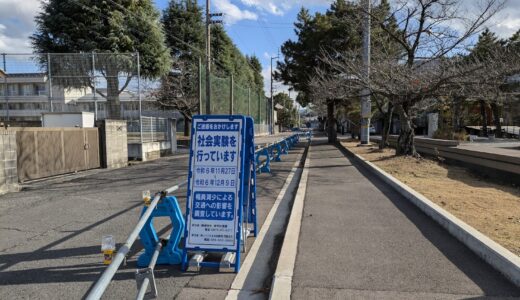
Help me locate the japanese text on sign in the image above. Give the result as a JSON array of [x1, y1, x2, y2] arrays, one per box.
[[186, 119, 243, 249]]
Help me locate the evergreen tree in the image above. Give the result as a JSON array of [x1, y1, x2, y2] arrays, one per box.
[[247, 55, 264, 92], [277, 0, 400, 107], [162, 0, 205, 64], [32, 0, 172, 119], [274, 92, 298, 129]]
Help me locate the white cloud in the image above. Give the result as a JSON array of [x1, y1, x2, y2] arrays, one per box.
[[261, 63, 297, 101], [0, 0, 42, 53], [213, 0, 258, 24], [387, 0, 519, 39], [487, 0, 520, 38], [240, 0, 331, 16]]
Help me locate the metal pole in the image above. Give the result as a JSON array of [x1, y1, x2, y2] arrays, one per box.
[[360, 0, 371, 144], [137, 52, 143, 144], [205, 0, 211, 115], [270, 57, 273, 134], [2, 53, 7, 123], [198, 56, 202, 114], [229, 74, 233, 115], [257, 93, 260, 125], [46, 53, 54, 114], [135, 242, 162, 300], [86, 181, 187, 300], [92, 52, 97, 121], [247, 87, 251, 116], [270, 55, 279, 135]]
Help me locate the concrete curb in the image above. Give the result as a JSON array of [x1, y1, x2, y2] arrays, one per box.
[[338, 142, 520, 288], [225, 146, 307, 300], [269, 145, 311, 299]]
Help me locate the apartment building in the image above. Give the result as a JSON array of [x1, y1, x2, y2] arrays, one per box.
[[0, 70, 90, 125]]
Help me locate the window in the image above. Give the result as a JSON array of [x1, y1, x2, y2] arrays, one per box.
[[7, 84, 17, 96], [22, 84, 33, 96], [36, 83, 46, 96]]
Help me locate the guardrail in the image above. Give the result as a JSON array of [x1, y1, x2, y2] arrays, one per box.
[[86, 182, 187, 300], [86, 131, 311, 300]]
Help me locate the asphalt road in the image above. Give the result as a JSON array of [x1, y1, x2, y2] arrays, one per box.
[[0, 142, 306, 299], [291, 138, 520, 299]]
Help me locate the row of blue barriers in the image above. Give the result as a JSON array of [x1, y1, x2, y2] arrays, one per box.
[[137, 131, 312, 268], [255, 131, 312, 173], [86, 130, 312, 300]]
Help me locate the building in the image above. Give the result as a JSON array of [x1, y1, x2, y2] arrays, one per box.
[[0, 71, 180, 126], [0, 71, 89, 125]]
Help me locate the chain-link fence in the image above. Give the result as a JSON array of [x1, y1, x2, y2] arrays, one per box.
[[199, 65, 271, 128], [1, 53, 270, 135], [0, 53, 179, 127]]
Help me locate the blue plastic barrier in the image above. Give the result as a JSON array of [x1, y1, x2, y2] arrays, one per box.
[[137, 196, 185, 267]]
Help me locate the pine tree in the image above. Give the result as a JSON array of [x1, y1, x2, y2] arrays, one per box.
[[31, 0, 172, 119]]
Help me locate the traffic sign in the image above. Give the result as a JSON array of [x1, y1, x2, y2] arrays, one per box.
[[182, 115, 256, 272]]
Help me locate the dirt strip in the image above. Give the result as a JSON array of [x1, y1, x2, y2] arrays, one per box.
[[342, 140, 520, 257]]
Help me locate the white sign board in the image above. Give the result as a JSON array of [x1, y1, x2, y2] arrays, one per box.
[[185, 117, 243, 250]]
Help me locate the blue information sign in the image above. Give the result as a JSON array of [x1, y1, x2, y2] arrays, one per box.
[[182, 115, 256, 272]]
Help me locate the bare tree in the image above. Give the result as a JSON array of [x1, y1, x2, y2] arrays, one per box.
[[319, 41, 520, 154], [153, 61, 200, 136], [313, 0, 505, 155]]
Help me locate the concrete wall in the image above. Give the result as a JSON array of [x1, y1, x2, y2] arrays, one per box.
[[371, 135, 520, 184], [0, 130, 19, 194], [98, 120, 128, 169]]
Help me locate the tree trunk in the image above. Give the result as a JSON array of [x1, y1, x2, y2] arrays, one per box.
[[326, 101, 337, 143], [490, 102, 502, 138], [452, 96, 463, 132], [106, 67, 121, 119], [479, 99, 488, 137], [379, 102, 393, 150], [183, 115, 191, 136], [396, 104, 418, 157]]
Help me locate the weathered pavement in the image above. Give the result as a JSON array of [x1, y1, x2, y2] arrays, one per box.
[[0, 140, 306, 299], [291, 138, 520, 299]]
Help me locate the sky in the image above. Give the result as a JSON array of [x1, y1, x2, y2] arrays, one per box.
[[1, 0, 520, 98]]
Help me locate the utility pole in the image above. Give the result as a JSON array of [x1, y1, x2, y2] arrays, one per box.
[[229, 74, 234, 114], [270, 54, 279, 135], [205, 0, 222, 115], [360, 0, 371, 144], [205, 0, 211, 115]]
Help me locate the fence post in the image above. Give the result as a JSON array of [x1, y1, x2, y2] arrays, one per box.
[[2, 53, 7, 123], [257, 93, 261, 124], [91, 52, 97, 120], [137, 52, 143, 144], [45, 53, 54, 114], [230, 74, 234, 115], [248, 88, 251, 116]]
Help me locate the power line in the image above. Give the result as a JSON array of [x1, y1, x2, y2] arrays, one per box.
[[67, 0, 265, 97]]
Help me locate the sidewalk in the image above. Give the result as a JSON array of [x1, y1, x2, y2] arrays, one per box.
[[291, 138, 520, 299]]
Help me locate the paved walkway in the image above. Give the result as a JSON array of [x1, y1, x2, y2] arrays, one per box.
[[292, 138, 520, 299]]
